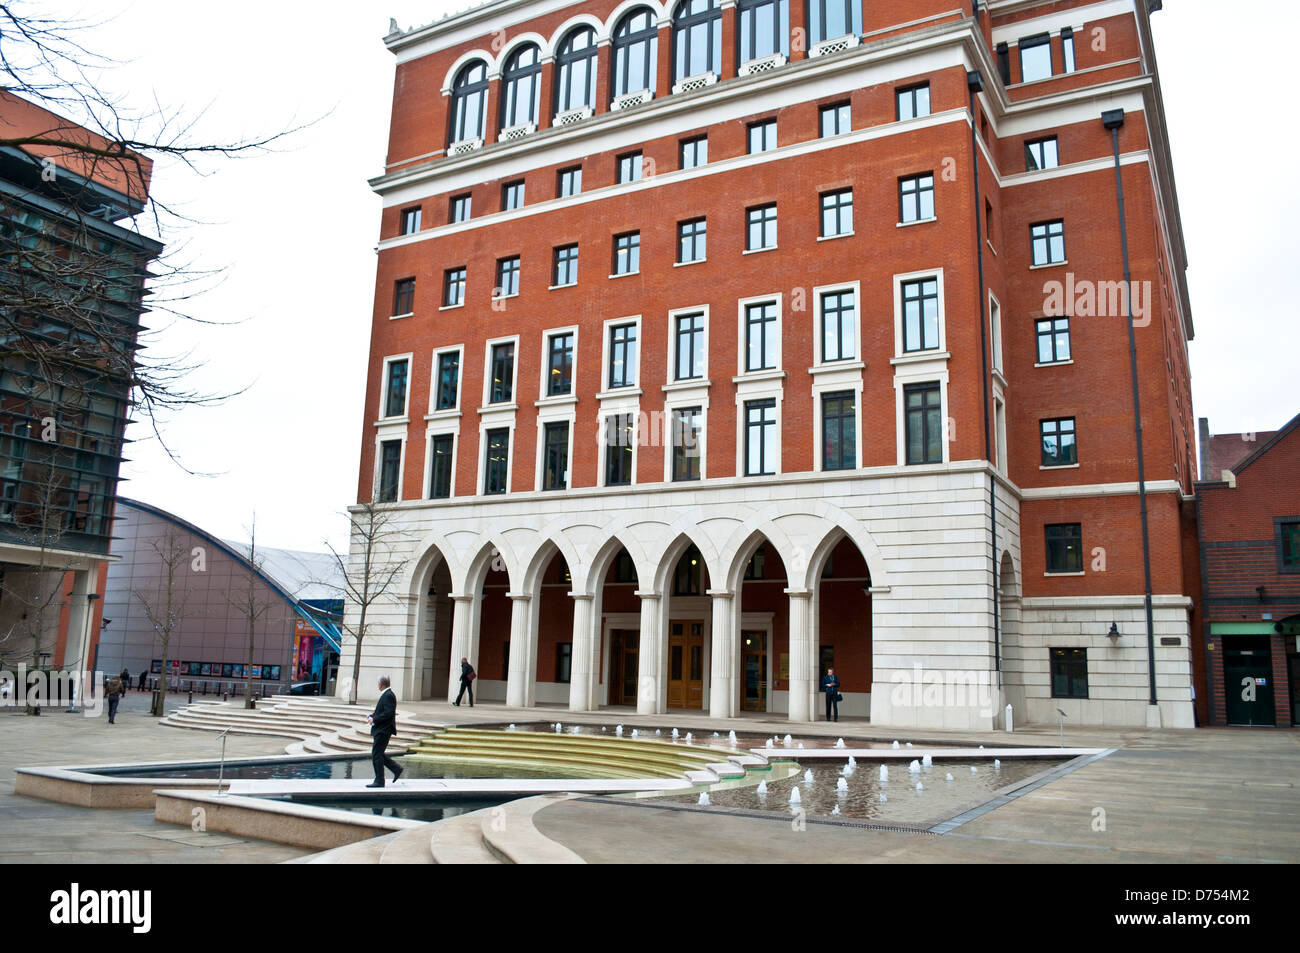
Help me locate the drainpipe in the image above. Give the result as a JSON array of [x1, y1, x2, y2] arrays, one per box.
[[967, 68, 1000, 681], [1102, 107, 1158, 711]]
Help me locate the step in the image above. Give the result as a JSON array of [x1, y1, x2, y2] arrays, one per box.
[[478, 795, 584, 864], [378, 824, 435, 864], [289, 832, 399, 864], [429, 811, 501, 864], [408, 738, 707, 772]]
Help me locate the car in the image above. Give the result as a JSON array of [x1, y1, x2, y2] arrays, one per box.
[[288, 681, 320, 696]]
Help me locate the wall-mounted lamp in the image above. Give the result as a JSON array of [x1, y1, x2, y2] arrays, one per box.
[[1107, 622, 1120, 642]]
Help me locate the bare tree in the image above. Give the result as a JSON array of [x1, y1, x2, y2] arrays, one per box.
[[324, 500, 410, 705], [226, 514, 276, 708], [132, 527, 193, 717]]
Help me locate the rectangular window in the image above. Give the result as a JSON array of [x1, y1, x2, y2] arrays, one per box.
[[822, 391, 856, 471], [1050, 648, 1088, 698], [496, 256, 521, 296], [502, 180, 525, 211], [1041, 418, 1077, 466], [450, 193, 471, 223], [901, 277, 940, 352], [400, 206, 421, 235], [543, 421, 569, 490], [672, 407, 702, 482], [384, 359, 408, 418], [617, 151, 642, 184], [429, 434, 454, 499], [553, 244, 578, 287], [443, 267, 466, 307], [1036, 317, 1071, 363], [744, 399, 777, 476], [678, 218, 706, 263], [904, 382, 943, 465], [1031, 220, 1066, 266], [1045, 523, 1083, 573], [484, 428, 509, 494], [820, 290, 855, 362], [378, 440, 402, 502], [1026, 137, 1059, 171], [748, 119, 776, 154], [556, 643, 572, 683], [674, 312, 705, 380], [558, 166, 582, 198], [899, 173, 935, 224], [489, 343, 515, 404], [613, 232, 640, 275], [820, 189, 852, 237], [1061, 27, 1076, 73], [608, 323, 637, 388], [744, 300, 777, 371], [435, 352, 460, 410], [547, 332, 574, 396], [896, 83, 930, 120], [604, 413, 634, 486], [1020, 33, 1052, 82], [680, 135, 707, 169], [392, 278, 414, 316], [819, 102, 850, 137], [746, 204, 777, 251], [1280, 521, 1300, 569]]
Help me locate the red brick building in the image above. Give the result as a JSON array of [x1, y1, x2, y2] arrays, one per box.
[[1195, 415, 1300, 728], [344, 0, 1198, 729]]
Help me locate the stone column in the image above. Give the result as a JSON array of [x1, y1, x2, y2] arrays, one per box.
[[787, 589, 813, 721], [65, 568, 94, 706], [569, 593, 596, 711], [505, 593, 532, 708], [635, 590, 661, 715], [708, 589, 734, 718], [445, 594, 476, 701]]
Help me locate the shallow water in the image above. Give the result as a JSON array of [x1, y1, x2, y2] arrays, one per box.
[[93, 756, 593, 782]]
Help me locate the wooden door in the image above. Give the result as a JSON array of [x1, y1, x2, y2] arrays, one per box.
[[609, 630, 638, 706], [669, 620, 704, 709]]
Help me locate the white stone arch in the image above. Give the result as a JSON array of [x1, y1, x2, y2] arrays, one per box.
[[407, 542, 455, 700], [605, 0, 669, 37], [463, 534, 519, 595], [794, 502, 892, 592], [441, 50, 495, 95], [551, 13, 609, 49], [520, 531, 582, 597], [721, 522, 800, 594], [653, 522, 721, 595], [493, 32, 552, 73]]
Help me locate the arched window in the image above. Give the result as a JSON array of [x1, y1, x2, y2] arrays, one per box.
[[612, 8, 658, 97], [449, 60, 488, 144], [500, 44, 542, 130], [555, 27, 597, 113], [738, 0, 788, 65], [808, 0, 860, 46], [673, 0, 721, 82]]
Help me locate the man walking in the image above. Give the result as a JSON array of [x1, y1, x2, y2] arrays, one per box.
[[453, 657, 475, 707], [366, 675, 403, 788], [105, 673, 124, 724], [821, 667, 841, 723]]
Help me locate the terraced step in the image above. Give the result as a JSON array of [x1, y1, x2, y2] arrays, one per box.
[[408, 737, 715, 773], [379, 824, 436, 864], [429, 811, 501, 864]]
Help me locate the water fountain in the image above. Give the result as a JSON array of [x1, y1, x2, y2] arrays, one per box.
[[891, 740, 899, 749], [880, 792, 888, 803], [685, 732, 693, 744], [630, 729, 638, 739], [945, 772, 954, 782], [994, 758, 1001, 770], [847, 755, 857, 769], [836, 777, 848, 794], [765, 738, 773, 749], [507, 724, 516, 731], [921, 754, 933, 768], [970, 765, 978, 774], [908, 759, 921, 773], [697, 791, 711, 806], [834, 738, 845, 748], [803, 769, 814, 784], [905, 742, 913, 748], [788, 787, 801, 804], [756, 780, 768, 795], [615, 725, 623, 736], [879, 764, 888, 783], [671, 728, 679, 739], [783, 733, 793, 747], [797, 742, 804, 749], [915, 781, 924, 791], [655, 729, 661, 736], [728, 730, 738, 746], [831, 804, 841, 816]]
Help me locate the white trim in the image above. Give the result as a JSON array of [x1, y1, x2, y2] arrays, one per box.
[[534, 406, 576, 493], [379, 352, 414, 422], [811, 373, 863, 474], [538, 324, 580, 402], [892, 367, 950, 468], [424, 428, 459, 501], [666, 303, 710, 385], [1021, 480, 1184, 501], [372, 432, 408, 503], [429, 344, 465, 415], [481, 334, 521, 410], [736, 291, 783, 379], [476, 418, 517, 497], [988, 290, 1003, 377], [600, 314, 642, 392], [661, 396, 708, 484], [891, 267, 947, 359], [811, 279, 862, 367]]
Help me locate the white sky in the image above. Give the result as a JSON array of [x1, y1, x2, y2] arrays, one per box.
[[34, 0, 1299, 554]]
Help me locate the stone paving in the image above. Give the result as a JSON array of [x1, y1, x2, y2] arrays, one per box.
[[2, 692, 1297, 863]]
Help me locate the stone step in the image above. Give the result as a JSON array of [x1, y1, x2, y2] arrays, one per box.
[[378, 824, 436, 864], [429, 810, 501, 864], [288, 832, 399, 864], [479, 795, 584, 864]]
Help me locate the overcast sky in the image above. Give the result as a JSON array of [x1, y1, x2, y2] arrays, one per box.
[[37, 0, 1299, 554]]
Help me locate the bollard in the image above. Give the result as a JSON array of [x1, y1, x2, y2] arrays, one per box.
[[188, 690, 193, 704], [1004, 703, 1013, 732], [222, 691, 228, 702]]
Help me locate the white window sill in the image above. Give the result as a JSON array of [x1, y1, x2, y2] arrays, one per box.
[[1035, 359, 1073, 368], [1030, 260, 1067, 270], [534, 394, 577, 407], [491, 292, 520, 301], [595, 387, 642, 400], [548, 282, 577, 291], [890, 350, 951, 366], [663, 378, 711, 393], [424, 409, 461, 421], [732, 369, 785, 384], [373, 416, 410, 427], [743, 245, 777, 255], [674, 259, 706, 267], [1039, 463, 1080, 470], [810, 360, 865, 374], [1044, 571, 1085, 577], [437, 303, 463, 312], [817, 232, 854, 242], [608, 271, 639, 279], [478, 403, 518, 414], [390, 312, 414, 320], [897, 217, 936, 228]]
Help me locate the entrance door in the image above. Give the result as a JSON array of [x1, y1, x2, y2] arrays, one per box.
[[1224, 635, 1275, 726], [668, 620, 704, 709], [608, 629, 639, 706], [741, 630, 767, 711]]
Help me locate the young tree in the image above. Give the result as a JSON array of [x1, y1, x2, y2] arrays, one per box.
[[324, 500, 410, 706], [132, 527, 194, 717], [226, 514, 276, 709]]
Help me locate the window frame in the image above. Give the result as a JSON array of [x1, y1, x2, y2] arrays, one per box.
[[816, 285, 858, 364], [897, 273, 943, 354], [606, 320, 639, 389], [807, 0, 861, 46], [1050, 647, 1088, 699], [671, 405, 703, 482], [546, 330, 576, 397], [820, 188, 853, 238], [399, 206, 421, 235], [482, 427, 511, 495], [392, 277, 415, 317], [499, 43, 542, 131], [1035, 317, 1071, 364], [673, 310, 707, 381], [442, 266, 466, 308], [1040, 417, 1078, 467], [672, 0, 722, 84], [1045, 522, 1084, 574], [745, 203, 777, 251], [821, 390, 856, 471], [737, 0, 789, 66], [495, 255, 521, 297], [450, 193, 472, 223], [1276, 517, 1300, 573], [382, 355, 411, 419], [741, 297, 780, 373], [677, 217, 707, 264], [898, 172, 935, 225], [617, 151, 643, 184], [680, 135, 708, 169], [377, 438, 404, 502], [896, 82, 930, 121], [903, 381, 944, 466], [557, 166, 582, 198], [612, 231, 640, 276], [554, 27, 598, 115], [1030, 219, 1067, 267], [484, 338, 519, 406], [603, 411, 636, 486], [1018, 32, 1053, 83], [433, 347, 462, 413], [743, 397, 778, 476], [612, 7, 659, 97], [1025, 136, 1059, 171], [502, 180, 525, 212], [428, 432, 455, 499], [748, 118, 776, 154], [552, 243, 579, 287], [448, 61, 489, 145], [542, 420, 570, 491], [819, 102, 850, 137]]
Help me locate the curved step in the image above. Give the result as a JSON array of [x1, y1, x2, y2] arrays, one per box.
[[289, 832, 399, 864], [479, 795, 585, 864], [428, 811, 501, 864], [378, 824, 435, 864]]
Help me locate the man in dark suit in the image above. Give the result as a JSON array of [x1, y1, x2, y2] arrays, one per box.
[[366, 675, 403, 788]]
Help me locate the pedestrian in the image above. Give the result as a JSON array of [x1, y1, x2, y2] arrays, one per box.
[[453, 657, 475, 707], [365, 675, 403, 788], [105, 674, 124, 724], [139, 670, 148, 692], [120, 668, 131, 692], [821, 667, 841, 723]]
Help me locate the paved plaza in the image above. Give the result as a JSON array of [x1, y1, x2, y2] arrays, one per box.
[[2, 692, 1297, 864]]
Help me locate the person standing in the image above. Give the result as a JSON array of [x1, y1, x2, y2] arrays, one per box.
[[821, 667, 841, 723], [120, 668, 131, 692], [453, 657, 475, 707], [139, 669, 149, 692], [105, 674, 124, 724], [366, 675, 403, 788]]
